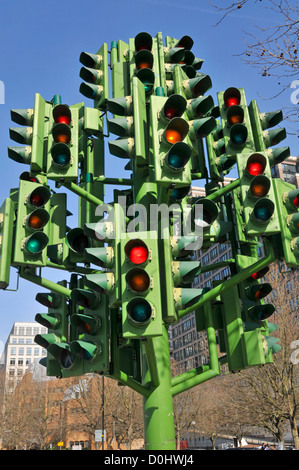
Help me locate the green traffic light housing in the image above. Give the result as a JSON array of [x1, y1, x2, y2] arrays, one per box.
[[10, 108, 34, 126], [80, 51, 103, 69], [186, 95, 214, 119], [9, 127, 32, 145], [70, 340, 100, 363], [80, 66, 103, 85], [248, 303, 275, 322], [47, 343, 76, 370], [175, 35, 194, 50], [183, 74, 212, 99], [35, 312, 60, 329], [246, 282, 272, 301], [136, 67, 155, 95], [71, 313, 100, 335], [71, 288, 101, 310]]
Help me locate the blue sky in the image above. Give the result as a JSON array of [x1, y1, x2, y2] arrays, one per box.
[[0, 0, 298, 351]]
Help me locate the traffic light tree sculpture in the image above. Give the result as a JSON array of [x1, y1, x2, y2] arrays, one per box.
[[0, 31, 297, 451]]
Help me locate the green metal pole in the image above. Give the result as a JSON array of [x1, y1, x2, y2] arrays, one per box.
[[143, 324, 176, 450], [130, 150, 176, 449], [63, 181, 105, 208]]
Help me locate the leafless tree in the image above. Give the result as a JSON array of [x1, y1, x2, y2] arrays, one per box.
[[210, 0, 299, 134]]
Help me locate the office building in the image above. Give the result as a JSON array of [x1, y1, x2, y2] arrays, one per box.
[[0, 321, 47, 390]]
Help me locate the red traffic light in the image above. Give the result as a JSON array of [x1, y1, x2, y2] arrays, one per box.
[[163, 95, 187, 121], [224, 87, 241, 107], [125, 240, 149, 265], [36, 292, 61, 309], [53, 104, 71, 125], [20, 172, 40, 183], [246, 154, 267, 176], [251, 266, 270, 280], [28, 186, 51, 208]]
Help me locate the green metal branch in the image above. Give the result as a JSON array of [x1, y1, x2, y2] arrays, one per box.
[[206, 178, 240, 201], [63, 181, 105, 208], [19, 268, 72, 297], [94, 176, 133, 186], [177, 245, 276, 320]]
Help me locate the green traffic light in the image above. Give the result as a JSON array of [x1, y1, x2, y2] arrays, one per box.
[[24, 232, 49, 254]]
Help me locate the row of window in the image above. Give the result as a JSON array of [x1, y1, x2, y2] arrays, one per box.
[[173, 349, 207, 365], [172, 316, 196, 338], [11, 337, 36, 344], [12, 327, 47, 336], [201, 244, 231, 265], [9, 347, 44, 356]]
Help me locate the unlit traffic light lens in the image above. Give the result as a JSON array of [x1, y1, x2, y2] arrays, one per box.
[[126, 268, 150, 293], [127, 298, 152, 324]]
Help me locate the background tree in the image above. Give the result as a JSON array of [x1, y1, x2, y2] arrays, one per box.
[[211, 0, 299, 135]]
